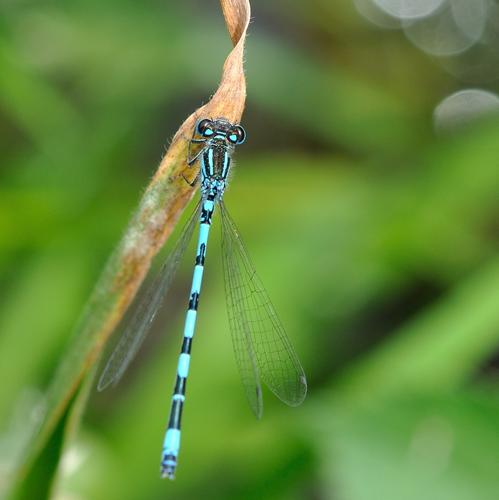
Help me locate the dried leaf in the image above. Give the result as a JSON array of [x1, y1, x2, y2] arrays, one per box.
[[10, 0, 251, 488]]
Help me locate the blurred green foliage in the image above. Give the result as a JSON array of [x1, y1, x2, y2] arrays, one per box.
[[1, 0, 499, 499]]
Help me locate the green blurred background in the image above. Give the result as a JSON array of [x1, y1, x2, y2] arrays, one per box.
[[1, 0, 499, 499]]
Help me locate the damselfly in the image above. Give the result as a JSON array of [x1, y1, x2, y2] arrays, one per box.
[[98, 118, 307, 479]]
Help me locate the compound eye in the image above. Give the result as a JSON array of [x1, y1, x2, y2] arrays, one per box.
[[197, 119, 214, 137], [227, 125, 246, 144]]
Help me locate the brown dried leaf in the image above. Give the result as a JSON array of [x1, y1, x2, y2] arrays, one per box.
[[10, 0, 251, 488]]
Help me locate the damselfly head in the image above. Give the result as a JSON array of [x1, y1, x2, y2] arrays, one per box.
[[195, 118, 246, 146]]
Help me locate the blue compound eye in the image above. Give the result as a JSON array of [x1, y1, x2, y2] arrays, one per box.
[[227, 125, 246, 144], [197, 119, 214, 137]]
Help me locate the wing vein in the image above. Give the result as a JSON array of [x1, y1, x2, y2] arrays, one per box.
[[220, 202, 307, 411]]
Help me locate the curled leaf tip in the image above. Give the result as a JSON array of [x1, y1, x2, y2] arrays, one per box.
[[221, 0, 251, 44]]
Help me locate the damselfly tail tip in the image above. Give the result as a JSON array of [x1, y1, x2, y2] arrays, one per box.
[[161, 456, 177, 480], [161, 469, 175, 480], [161, 465, 175, 480]]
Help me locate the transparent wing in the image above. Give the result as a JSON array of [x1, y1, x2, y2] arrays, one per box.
[[97, 201, 201, 391], [221, 204, 263, 418], [220, 202, 307, 416]]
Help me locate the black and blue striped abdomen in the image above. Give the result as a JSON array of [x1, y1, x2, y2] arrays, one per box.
[[161, 198, 215, 479]]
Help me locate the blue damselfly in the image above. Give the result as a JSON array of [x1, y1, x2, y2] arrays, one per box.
[[98, 118, 307, 479]]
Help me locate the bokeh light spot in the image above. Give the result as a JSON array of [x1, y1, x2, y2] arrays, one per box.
[[373, 0, 445, 20], [353, 0, 403, 29], [434, 89, 499, 132], [451, 0, 487, 41], [403, 1, 485, 57]]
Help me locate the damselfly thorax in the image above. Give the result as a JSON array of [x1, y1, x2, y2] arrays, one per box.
[[188, 118, 246, 200]]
